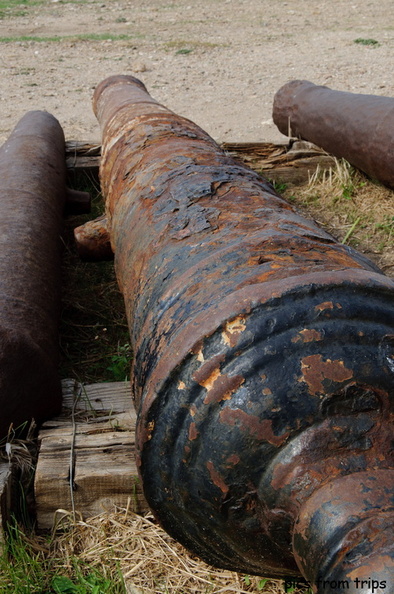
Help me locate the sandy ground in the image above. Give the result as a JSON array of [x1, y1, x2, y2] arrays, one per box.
[[0, 0, 393, 146]]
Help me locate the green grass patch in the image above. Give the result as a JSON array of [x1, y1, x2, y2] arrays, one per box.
[[354, 37, 380, 46], [0, 519, 126, 593], [0, 33, 135, 43], [0, 0, 43, 19]]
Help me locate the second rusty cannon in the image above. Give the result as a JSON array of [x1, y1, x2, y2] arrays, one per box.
[[273, 79, 394, 189], [0, 111, 90, 439], [78, 75, 394, 591]]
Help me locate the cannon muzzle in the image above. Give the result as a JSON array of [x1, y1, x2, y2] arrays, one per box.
[[88, 75, 394, 588], [272, 79, 394, 189]]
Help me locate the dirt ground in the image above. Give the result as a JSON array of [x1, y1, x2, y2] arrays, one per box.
[[0, 0, 393, 146]]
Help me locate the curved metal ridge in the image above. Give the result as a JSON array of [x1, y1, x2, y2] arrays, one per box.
[[93, 75, 394, 586], [139, 283, 394, 577]]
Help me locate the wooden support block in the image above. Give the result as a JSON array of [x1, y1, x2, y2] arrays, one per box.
[[34, 379, 149, 531], [222, 140, 336, 185]]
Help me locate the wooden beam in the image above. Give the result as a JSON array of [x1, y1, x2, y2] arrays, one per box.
[[34, 380, 148, 531], [65, 139, 336, 186]]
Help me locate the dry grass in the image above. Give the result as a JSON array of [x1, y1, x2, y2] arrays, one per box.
[[46, 505, 296, 594], [284, 159, 394, 277]]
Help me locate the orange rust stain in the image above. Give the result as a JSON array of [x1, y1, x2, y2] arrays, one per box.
[[226, 454, 240, 466], [146, 420, 155, 441], [204, 374, 245, 405], [178, 380, 186, 390], [189, 404, 197, 417], [188, 422, 198, 441], [206, 461, 229, 494], [299, 354, 353, 395], [292, 329, 323, 344], [191, 340, 204, 358], [201, 368, 221, 391], [196, 348, 205, 362], [315, 301, 334, 312], [219, 407, 290, 446], [222, 315, 246, 347], [193, 353, 226, 388], [263, 387, 272, 396]]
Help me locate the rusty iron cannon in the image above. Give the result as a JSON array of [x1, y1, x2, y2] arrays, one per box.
[[273, 79, 394, 189], [81, 75, 394, 591], [0, 111, 89, 439]]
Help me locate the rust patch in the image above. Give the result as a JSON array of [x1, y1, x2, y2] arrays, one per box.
[[222, 315, 247, 347], [299, 354, 353, 395], [226, 454, 241, 466], [206, 461, 229, 494], [188, 422, 199, 441], [204, 374, 245, 405], [292, 329, 323, 343], [190, 340, 204, 357], [193, 353, 225, 387], [189, 404, 197, 417], [219, 408, 290, 446], [178, 380, 186, 390], [315, 301, 334, 312], [263, 387, 273, 396], [146, 420, 155, 441]]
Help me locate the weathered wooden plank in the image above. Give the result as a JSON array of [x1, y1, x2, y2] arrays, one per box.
[[65, 139, 336, 186], [35, 380, 148, 531]]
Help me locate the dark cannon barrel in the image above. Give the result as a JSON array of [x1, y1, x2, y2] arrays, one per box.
[[0, 111, 66, 438], [92, 75, 394, 590], [272, 79, 394, 189]]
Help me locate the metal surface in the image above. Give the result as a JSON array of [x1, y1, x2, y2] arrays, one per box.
[[74, 214, 113, 260], [94, 75, 394, 589], [272, 79, 394, 189], [0, 111, 66, 438]]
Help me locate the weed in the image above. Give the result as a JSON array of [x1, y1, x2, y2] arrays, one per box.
[[354, 37, 380, 46], [375, 215, 394, 236], [342, 216, 361, 244], [271, 180, 288, 194], [0, 33, 135, 43], [52, 569, 113, 593], [0, 0, 44, 20], [176, 47, 193, 54], [106, 343, 132, 381]]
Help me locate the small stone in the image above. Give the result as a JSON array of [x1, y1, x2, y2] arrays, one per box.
[[131, 61, 148, 73]]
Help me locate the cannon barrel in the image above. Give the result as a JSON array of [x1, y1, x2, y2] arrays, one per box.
[[92, 75, 394, 589], [0, 111, 67, 438], [272, 79, 394, 189]]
